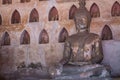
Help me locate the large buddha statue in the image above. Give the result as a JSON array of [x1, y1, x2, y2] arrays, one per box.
[[48, 0, 111, 79], [60, 0, 103, 66]]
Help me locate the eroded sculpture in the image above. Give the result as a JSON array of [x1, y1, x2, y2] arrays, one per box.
[[49, 0, 111, 79], [61, 0, 103, 65]]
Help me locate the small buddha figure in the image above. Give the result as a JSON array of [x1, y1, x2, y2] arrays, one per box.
[[49, 0, 111, 79]]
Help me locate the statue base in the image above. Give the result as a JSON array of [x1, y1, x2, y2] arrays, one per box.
[[54, 64, 112, 80], [0, 64, 112, 80]]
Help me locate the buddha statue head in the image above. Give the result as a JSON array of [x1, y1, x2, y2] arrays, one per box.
[[74, 0, 91, 32]]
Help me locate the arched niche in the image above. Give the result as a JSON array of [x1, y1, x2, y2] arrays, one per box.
[[39, 29, 49, 44], [101, 25, 113, 40], [1, 32, 10, 46], [26, 0, 30, 2], [29, 8, 39, 22], [0, 15, 2, 25], [59, 28, 68, 43], [21, 0, 30, 3], [11, 10, 21, 24], [20, 30, 30, 44], [69, 5, 77, 19], [2, 0, 12, 4], [111, 1, 120, 17], [90, 3, 100, 18], [49, 7, 59, 21], [20, 0, 25, 3]]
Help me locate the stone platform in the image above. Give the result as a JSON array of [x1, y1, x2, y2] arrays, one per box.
[[53, 64, 112, 80], [0, 64, 112, 80]]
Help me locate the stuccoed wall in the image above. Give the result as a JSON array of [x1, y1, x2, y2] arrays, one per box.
[[102, 40, 120, 76], [0, 0, 120, 73]]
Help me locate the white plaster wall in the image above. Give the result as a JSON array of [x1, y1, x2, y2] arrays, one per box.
[[102, 40, 120, 76]]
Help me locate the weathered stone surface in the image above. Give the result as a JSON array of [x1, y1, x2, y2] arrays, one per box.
[[14, 68, 50, 79], [53, 64, 111, 80], [1, 68, 50, 80], [102, 40, 120, 77], [55, 77, 112, 80], [0, 64, 112, 80]]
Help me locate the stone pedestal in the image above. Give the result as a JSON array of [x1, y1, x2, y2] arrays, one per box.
[[54, 64, 112, 80], [0, 64, 112, 80]]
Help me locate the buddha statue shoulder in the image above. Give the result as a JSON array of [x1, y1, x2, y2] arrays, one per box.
[[60, 0, 103, 66]]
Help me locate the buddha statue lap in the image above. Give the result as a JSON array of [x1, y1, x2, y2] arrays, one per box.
[[48, 0, 111, 79]]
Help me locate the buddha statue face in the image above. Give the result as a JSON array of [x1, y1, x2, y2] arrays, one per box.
[[74, 0, 91, 32], [74, 15, 88, 32]]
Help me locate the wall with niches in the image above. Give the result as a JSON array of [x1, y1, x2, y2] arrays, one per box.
[[0, 0, 120, 73]]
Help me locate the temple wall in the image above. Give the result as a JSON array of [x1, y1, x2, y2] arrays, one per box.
[[102, 40, 120, 76], [0, 0, 120, 73]]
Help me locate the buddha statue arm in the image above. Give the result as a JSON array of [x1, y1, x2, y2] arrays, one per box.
[[91, 39, 103, 63], [59, 41, 71, 65]]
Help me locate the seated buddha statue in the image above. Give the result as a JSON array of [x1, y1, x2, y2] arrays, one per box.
[[60, 0, 103, 66], [48, 0, 111, 79]]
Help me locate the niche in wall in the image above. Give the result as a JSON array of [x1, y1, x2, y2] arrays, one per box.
[[39, 29, 49, 44], [29, 8, 39, 22], [49, 7, 59, 21], [101, 25, 113, 40], [69, 5, 77, 19], [20, 30, 30, 44], [11, 10, 21, 24], [20, 0, 30, 3], [2, 0, 12, 4], [90, 3, 100, 18], [59, 28, 68, 43], [111, 1, 120, 17], [1, 32, 10, 46]]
